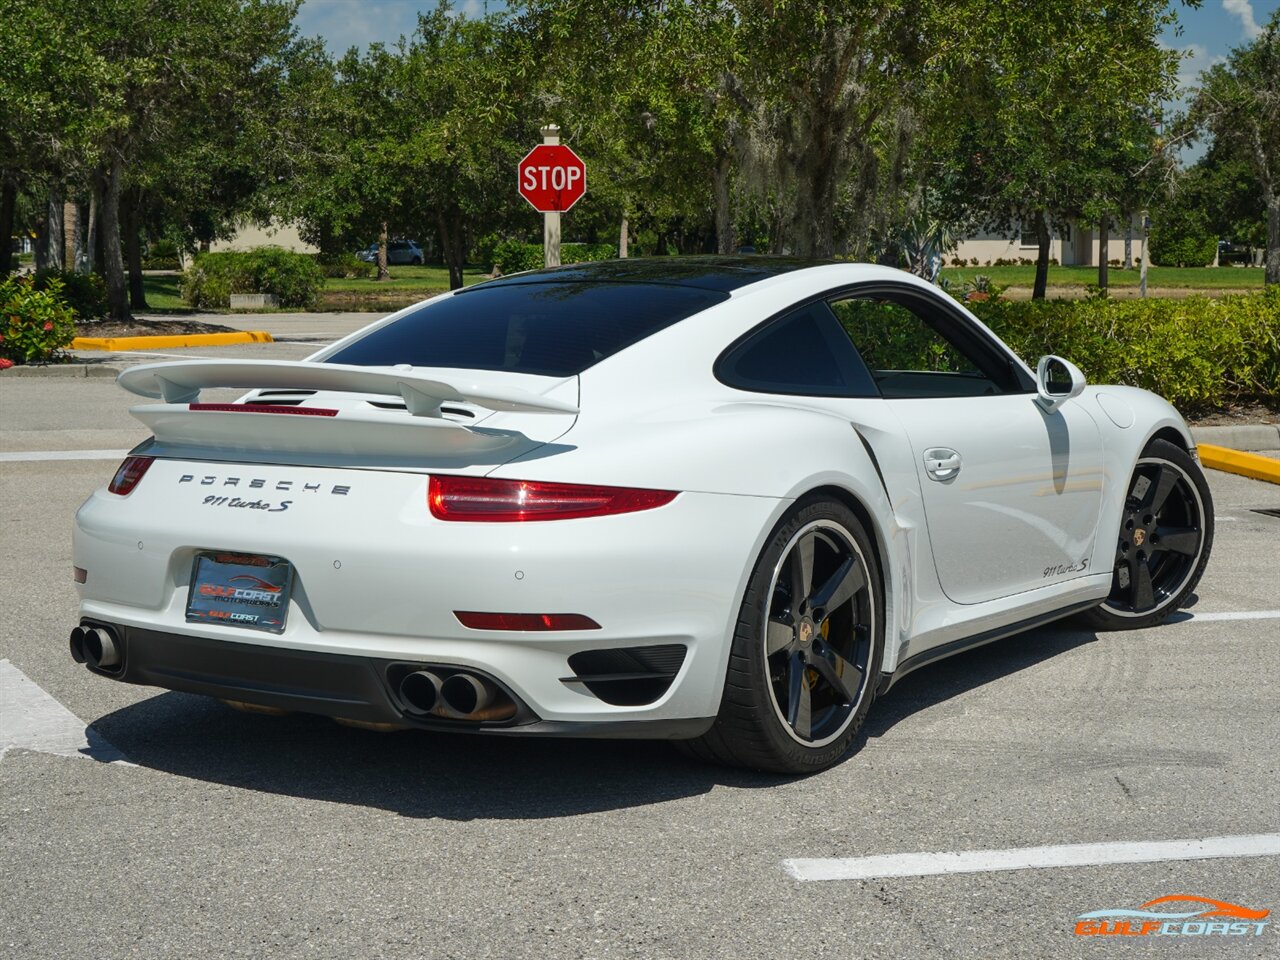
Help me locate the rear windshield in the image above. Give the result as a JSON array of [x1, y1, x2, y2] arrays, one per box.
[[325, 281, 729, 377]]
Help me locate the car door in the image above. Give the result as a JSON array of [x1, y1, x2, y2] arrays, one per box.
[[829, 286, 1105, 605]]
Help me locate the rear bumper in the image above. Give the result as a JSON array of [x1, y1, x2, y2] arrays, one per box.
[[81, 621, 714, 739], [73, 459, 785, 727]]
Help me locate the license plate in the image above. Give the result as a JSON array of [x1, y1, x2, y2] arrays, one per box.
[[186, 552, 293, 634]]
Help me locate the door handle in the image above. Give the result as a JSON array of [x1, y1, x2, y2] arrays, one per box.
[[923, 447, 962, 481]]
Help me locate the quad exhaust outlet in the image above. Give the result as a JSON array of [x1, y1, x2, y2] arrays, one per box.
[[70, 624, 121, 670], [397, 668, 516, 722]]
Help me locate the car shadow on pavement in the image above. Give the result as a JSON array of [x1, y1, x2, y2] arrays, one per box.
[[87, 613, 1131, 813], [863, 622, 1100, 739], [89, 693, 787, 820]]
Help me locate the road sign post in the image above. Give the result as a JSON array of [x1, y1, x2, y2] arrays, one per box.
[[518, 125, 587, 269]]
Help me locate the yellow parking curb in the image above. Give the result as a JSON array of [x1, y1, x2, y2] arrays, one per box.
[[1198, 443, 1280, 485], [72, 331, 274, 351]]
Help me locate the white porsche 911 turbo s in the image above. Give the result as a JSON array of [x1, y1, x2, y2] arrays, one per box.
[[70, 258, 1213, 773]]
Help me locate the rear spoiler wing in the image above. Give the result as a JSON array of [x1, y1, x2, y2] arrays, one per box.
[[116, 359, 579, 417]]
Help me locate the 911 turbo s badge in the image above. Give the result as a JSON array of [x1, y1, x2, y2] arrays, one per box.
[[201, 495, 292, 512]]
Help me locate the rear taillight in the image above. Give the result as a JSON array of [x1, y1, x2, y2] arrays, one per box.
[[108, 456, 154, 495], [428, 475, 677, 522]]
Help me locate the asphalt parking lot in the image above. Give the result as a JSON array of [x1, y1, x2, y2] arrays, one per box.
[[2, 335, 1278, 959]]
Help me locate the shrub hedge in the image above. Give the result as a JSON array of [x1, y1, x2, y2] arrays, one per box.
[[180, 247, 324, 309], [965, 289, 1279, 412], [0, 275, 78, 364], [314, 252, 374, 279], [32, 269, 107, 320], [491, 240, 616, 274]]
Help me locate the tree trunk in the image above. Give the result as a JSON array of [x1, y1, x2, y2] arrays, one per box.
[[1123, 216, 1133, 269], [98, 163, 130, 322], [317, 219, 338, 262], [438, 211, 464, 290], [618, 213, 629, 258], [376, 221, 390, 281], [0, 180, 15, 275], [63, 200, 77, 270], [1097, 215, 1109, 293], [88, 191, 102, 275], [1267, 192, 1280, 287], [713, 149, 734, 255], [124, 199, 147, 310], [1032, 212, 1051, 300], [46, 189, 65, 270], [33, 212, 48, 272], [790, 121, 838, 258]]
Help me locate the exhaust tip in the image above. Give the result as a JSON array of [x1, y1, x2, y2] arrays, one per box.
[[398, 670, 443, 715], [69, 627, 88, 664], [81, 625, 121, 670], [441, 673, 493, 716]]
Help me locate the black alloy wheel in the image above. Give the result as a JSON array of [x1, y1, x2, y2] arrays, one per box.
[[764, 521, 874, 745], [1081, 438, 1214, 631], [680, 496, 883, 774]]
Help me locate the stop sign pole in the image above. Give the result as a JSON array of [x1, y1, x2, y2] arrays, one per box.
[[540, 125, 562, 268]]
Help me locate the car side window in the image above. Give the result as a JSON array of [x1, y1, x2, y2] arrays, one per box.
[[717, 301, 878, 397], [828, 294, 1017, 398]]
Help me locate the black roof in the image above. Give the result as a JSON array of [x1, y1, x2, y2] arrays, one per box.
[[464, 256, 831, 294]]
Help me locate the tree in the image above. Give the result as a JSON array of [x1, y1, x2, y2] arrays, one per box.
[[1189, 10, 1280, 285], [935, 2, 1181, 298], [1, 0, 300, 318], [733, 0, 926, 258]]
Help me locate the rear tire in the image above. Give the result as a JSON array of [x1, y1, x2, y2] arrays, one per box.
[[680, 496, 884, 774], [1079, 438, 1213, 631]]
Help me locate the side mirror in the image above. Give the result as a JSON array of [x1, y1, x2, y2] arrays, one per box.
[[1035, 355, 1086, 413]]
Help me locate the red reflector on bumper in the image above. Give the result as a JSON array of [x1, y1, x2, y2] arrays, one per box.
[[454, 612, 601, 631], [188, 403, 339, 416]]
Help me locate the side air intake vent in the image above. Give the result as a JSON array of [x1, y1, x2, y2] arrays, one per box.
[[563, 644, 687, 706]]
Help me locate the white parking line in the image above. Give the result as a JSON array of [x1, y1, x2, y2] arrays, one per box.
[[0, 660, 130, 765], [0, 449, 129, 462], [784, 834, 1280, 882], [1179, 610, 1280, 622]]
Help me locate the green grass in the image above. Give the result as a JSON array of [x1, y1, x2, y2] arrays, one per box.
[[323, 263, 489, 291], [938, 264, 1265, 290], [141, 275, 190, 311]]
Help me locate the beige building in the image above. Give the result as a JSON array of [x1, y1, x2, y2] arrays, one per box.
[[209, 220, 317, 254], [951, 215, 1146, 268]]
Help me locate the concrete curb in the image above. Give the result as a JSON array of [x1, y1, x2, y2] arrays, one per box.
[[1190, 424, 1280, 452], [1, 364, 121, 378], [71, 331, 274, 351], [1197, 443, 1280, 485]]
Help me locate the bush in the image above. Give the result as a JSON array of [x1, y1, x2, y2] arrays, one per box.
[[314, 252, 373, 279], [142, 238, 182, 270], [1149, 205, 1217, 268], [0, 275, 78, 364], [181, 247, 324, 309], [491, 240, 617, 274], [962, 288, 1280, 412], [32, 269, 107, 320]]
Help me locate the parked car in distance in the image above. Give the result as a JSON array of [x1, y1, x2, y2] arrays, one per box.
[[1216, 240, 1254, 266], [357, 240, 424, 265]]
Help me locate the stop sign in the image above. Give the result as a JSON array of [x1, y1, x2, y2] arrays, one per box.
[[518, 144, 587, 212]]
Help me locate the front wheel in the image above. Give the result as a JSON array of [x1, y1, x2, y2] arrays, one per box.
[[1080, 438, 1214, 631], [680, 496, 884, 774]]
